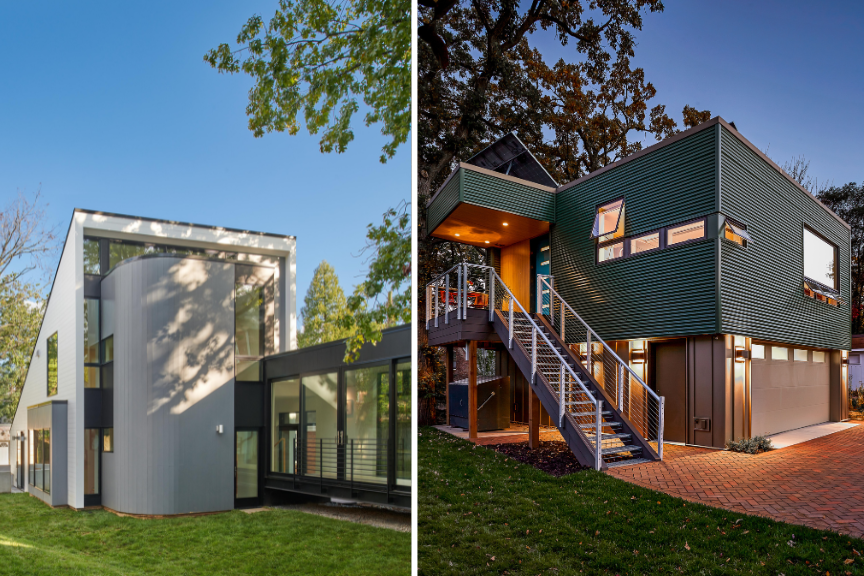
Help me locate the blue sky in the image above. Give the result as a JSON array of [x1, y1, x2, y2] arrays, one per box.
[[0, 1, 409, 314], [532, 0, 863, 187]]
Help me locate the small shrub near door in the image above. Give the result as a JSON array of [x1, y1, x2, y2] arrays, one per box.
[[726, 436, 773, 454]]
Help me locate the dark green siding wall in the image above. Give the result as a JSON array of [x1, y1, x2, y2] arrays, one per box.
[[461, 169, 556, 222], [719, 127, 851, 350], [551, 127, 719, 341], [427, 171, 461, 232]]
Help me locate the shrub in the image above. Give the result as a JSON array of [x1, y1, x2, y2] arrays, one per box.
[[726, 436, 773, 454]]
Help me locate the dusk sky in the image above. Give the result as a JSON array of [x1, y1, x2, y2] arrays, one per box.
[[0, 1, 410, 309]]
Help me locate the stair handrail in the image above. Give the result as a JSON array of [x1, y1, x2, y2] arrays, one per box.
[[539, 275, 664, 460], [464, 263, 599, 408], [538, 276, 660, 402]]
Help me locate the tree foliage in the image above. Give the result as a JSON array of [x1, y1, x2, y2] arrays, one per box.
[[817, 182, 864, 331], [205, 0, 410, 163], [298, 260, 354, 348], [342, 203, 411, 361], [0, 279, 45, 421]]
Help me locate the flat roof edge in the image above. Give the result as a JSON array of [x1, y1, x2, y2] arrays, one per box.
[[74, 208, 297, 240]]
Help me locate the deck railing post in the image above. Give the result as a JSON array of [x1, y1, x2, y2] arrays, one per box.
[[508, 296, 514, 349], [658, 397, 665, 461], [456, 266, 462, 320], [531, 328, 537, 384], [586, 332, 592, 374], [560, 301, 565, 341], [559, 363, 565, 427], [445, 274, 450, 325], [425, 285, 430, 329], [463, 263, 468, 319], [536, 274, 542, 315], [549, 277, 554, 325], [434, 277, 439, 328], [489, 267, 495, 321], [618, 362, 625, 411], [595, 400, 603, 471]]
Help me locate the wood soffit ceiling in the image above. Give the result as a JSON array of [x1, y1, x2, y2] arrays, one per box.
[[430, 203, 550, 248]]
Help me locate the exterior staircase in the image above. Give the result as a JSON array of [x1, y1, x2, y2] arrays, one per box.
[[427, 263, 664, 471]]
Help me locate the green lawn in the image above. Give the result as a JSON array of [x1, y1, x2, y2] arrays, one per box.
[[419, 427, 864, 575], [0, 494, 409, 575]]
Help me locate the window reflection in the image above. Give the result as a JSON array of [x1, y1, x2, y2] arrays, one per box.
[[236, 284, 264, 357], [83, 238, 101, 274], [396, 360, 411, 487], [84, 299, 100, 389], [302, 373, 338, 479], [271, 378, 300, 474], [345, 364, 390, 484], [84, 429, 100, 495], [803, 228, 837, 289], [47, 333, 58, 397]]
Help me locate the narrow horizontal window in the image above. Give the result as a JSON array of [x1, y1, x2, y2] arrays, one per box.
[[751, 344, 765, 359], [794, 349, 808, 362], [724, 221, 752, 246], [771, 346, 788, 361], [598, 242, 624, 262], [630, 232, 659, 255], [667, 221, 705, 246], [812, 351, 826, 363], [591, 199, 624, 242]]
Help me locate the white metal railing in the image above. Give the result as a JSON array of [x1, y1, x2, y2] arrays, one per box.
[[538, 275, 665, 459], [426, 263, 608, 469]]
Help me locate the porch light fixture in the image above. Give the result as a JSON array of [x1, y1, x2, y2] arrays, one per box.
[[216, 425, 224, 434], [454, 233, 460, 236], [630, 349, 646, 364], [485, 240, 490, 244], [734, 346, 749, 363], [842, 356, 849, 365], [503, 222, 509, 226]]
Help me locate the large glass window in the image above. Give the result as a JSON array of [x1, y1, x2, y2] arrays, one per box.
[[235, 431, 259, 499], [302, 372, 338, 479], [83, 238, 101, 274], [591, 199, 625, 242], [396, 360, 411, 487], [34, 430, 42, 490], [271, 378, 300, 474], [84, 299, 100, 389], [84, 429, 100, 495], [29, 429, 50, 493], [47, 332, 58, 397], [345, 364, 390, 484], [667, 221, 705, 246], [28, 430, 34, 486], [236, 284, 265, 357], [803, 227, 837, 289], [109, 241, 157, 269]]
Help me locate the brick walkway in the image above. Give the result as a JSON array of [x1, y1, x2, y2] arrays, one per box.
[[608, 422, 864, 538]]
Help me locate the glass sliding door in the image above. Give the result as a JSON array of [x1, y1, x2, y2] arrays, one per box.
[[301, 372, 338, 479], [345, 364, 390, 484], [235, 429, 260, 507], [271, 378, 300, 474], [395, 360, 411, 487]]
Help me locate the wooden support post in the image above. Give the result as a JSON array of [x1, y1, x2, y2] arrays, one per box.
[[445, 346, 454, 426], [468, 340, 478, 440], [528, 386, 540, 449]]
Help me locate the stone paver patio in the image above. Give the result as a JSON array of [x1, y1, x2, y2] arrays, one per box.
[[608, 422, 864, 538]]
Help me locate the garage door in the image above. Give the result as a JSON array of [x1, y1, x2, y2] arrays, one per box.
[[751, 344, 830, 437]]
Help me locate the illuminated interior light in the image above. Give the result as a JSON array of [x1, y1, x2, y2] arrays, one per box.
[[484, 240, 490, 244], [503, 222, 509, 226], [454, 233, 460, 237]]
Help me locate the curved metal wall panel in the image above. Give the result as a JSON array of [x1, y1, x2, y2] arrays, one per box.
[[101, 257, 235, 515]]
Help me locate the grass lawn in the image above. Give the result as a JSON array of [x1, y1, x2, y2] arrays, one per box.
[[0, 494, 409, 575], [419, 427, 864, 575]]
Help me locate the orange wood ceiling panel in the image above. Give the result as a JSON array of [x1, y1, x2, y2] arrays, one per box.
[[430, 203, 550, 249]]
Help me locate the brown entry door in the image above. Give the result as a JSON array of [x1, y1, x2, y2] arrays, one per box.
[[652, 339, 687, 443]]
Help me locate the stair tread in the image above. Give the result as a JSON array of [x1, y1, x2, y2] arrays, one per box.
[[571, 410, 612, 417], [586, 432, 631, 441], [605, 457, 654, 468], [579, 422, 621, 428], [601, 444, 642, 455]]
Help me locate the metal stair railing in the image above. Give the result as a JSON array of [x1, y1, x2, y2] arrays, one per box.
[[461, 263, 605, 470], [537, 275, 665, 460], [425, 264, 463, 328]]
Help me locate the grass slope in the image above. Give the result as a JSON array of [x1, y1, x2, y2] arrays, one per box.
[[419, 427, 864, 575], [0, 494, 409, 575]]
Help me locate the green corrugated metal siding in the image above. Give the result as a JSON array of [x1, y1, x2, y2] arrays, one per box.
[[461, 169, 556, 222], [719, 127, 851, 350], [427, 172, 461, 232], [552, 128, 718, 341]]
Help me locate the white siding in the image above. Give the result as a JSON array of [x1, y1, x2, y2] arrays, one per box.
[[10, 218, 84, 507]]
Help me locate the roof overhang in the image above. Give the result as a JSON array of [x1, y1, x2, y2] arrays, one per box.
[[429, 203, 550, 248]]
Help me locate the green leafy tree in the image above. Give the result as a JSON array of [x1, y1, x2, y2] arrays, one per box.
[[342, 203, 410, 361], [298, 260, 354, 347], [0, 279, 45, 420], [205, 0, 410, 163]]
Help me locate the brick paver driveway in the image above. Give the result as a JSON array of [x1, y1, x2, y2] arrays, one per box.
[[608, 423, 864, 538]]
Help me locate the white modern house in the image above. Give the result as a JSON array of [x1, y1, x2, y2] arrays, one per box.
[[9, 209, 297, 512]]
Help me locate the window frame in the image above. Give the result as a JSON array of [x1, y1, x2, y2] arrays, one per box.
[[84, 298, 101, 389], [666, 218, 707, 248], [722, 217, 751, 248], [46, 332, 58, 397], [802, 224, 839, 291], [596, 217, 709, 265], [590, 197, 625, 242]]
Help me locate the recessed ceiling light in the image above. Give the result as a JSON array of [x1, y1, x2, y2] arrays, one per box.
[[454, 233, 460, 236], [484, 240, 490, 244], [503, 222, 509, 226]]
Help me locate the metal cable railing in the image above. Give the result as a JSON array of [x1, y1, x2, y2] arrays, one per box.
[[538, 275, 665, 459]]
